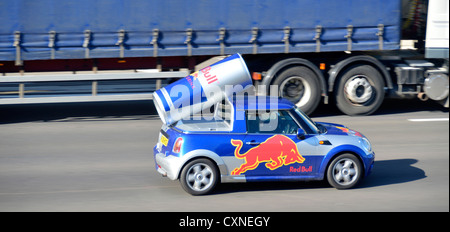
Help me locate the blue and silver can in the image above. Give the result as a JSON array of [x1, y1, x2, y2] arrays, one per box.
[[153, 53, 252, 125]]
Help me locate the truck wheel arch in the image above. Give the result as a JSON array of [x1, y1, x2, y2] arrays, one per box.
[[261, 58, 328, 100], [328, 55, 393, 93]]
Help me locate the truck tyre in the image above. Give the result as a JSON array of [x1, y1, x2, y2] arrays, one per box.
[[327, 153, 363, 189], [180, 158, 219, 195], [272, 66, 321, 115], [335, 65, 385, 115]]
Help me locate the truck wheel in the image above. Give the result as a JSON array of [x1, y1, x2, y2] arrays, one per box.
[[327, 153, 362, 189], [272, 66, 321, 115], [335, 65, 385, 115], [180, 158, 219, 195]]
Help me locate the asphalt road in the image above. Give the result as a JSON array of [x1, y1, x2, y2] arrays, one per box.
[[0, 99, 448, 212]]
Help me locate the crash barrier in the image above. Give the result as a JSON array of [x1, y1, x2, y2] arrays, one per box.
[[0, 70, 189, 104]]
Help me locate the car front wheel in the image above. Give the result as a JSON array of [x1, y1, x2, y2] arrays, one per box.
[[327, 153, 363, 189]]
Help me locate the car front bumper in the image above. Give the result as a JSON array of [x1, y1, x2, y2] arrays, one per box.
[[364, 151, 375, 177]]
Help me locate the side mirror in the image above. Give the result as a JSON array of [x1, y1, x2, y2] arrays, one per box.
[[297, 128, 306, 140]]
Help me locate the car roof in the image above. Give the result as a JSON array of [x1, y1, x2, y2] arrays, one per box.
[[231, 95, 294, 111]]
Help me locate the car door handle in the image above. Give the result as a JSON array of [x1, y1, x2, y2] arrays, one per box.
[[245, 141, 261, 146]]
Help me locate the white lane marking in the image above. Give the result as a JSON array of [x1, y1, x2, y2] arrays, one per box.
[[408, 118, 449, 122], [0, 185, 178, 196]]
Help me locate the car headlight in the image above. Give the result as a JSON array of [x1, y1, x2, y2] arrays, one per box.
[[360, 137, 372, 153]]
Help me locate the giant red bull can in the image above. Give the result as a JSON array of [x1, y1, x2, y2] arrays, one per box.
[[153, 53, 252, 125]]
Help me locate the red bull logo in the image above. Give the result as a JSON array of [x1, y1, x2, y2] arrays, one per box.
[[230, 135, 305, 175], [336, 126, 350, 133], [186, 65, 218, 88], [200, 66, 219, 84], [336, 126, 363, 137]]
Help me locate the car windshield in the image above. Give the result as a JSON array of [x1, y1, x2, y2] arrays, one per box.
[[291, 107, 320, 134]]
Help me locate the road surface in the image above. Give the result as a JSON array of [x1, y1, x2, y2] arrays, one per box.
[[0, 99, 448, 211]]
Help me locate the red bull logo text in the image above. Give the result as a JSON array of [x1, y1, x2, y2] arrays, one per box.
[[289, 166, 312, 173], [230, 135, 305, 175], [200, 66, 219, 84], [185, 72, 197, 89], [186, 66, 218, 88]]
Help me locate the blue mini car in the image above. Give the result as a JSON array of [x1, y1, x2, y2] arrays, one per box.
[[153, 96, 374, 195]]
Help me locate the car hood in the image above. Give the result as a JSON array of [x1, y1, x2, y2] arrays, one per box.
[[316, 122, 365, 138]]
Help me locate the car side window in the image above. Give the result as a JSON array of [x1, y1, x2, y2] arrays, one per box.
[[246, 110, 300, 134]]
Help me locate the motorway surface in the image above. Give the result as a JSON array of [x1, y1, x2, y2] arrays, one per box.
[[0, 99, 448, 212]]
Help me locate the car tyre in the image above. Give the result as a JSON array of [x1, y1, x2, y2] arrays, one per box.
[[327, 153, 363, 189], [180, 158, 219, 195]]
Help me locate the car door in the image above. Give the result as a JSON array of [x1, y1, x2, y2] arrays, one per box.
[[230, 110, 319, 178]]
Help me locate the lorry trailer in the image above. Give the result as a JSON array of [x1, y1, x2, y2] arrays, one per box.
[[0, 0, 448, 115]]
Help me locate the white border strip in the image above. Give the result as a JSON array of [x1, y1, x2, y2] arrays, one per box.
[[408, 118, 449, 122], [0, 94, 153, 105]]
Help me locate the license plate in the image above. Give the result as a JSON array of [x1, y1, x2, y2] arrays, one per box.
[[160, 134, 168, 147]]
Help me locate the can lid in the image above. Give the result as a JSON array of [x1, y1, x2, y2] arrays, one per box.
[[234, 53, 252, 83], [152, 91, 168, 125]]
